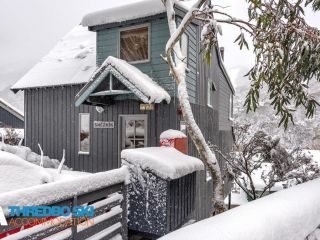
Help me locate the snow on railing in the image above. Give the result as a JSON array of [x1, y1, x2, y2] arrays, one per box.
[[0, 166, 129, 240], [160, 178, 320, 240], [0, 166, 129, 215]]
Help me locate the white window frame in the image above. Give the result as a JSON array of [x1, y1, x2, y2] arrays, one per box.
[[229, 94, 234, 121], [118, 23, 151, 64], [207, 79, 216, 108], [79, 113, 90, 155]]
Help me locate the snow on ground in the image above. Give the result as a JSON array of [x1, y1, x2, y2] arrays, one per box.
[[160, 129, 187, 139], [161, 178, 320, 240], [11, 25, 96, 90], [224, 188, 248, 206], [0, 166, 129, 216], [0, 150, 90, 194], [0, 142, 70, 169], [0, 151, 53, 194], [121, 147, 203, 179], [305, 150, 320, 165], [100, 56, 171, 104]]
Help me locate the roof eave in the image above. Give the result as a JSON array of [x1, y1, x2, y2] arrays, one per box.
[[86, 13, 167, 32], [215, 47, 236, 95]]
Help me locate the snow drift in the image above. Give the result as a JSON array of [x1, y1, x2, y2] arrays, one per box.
[[0, 151, 53, 194], [160, 178, 320, 240], [0, 142, 70, 169]]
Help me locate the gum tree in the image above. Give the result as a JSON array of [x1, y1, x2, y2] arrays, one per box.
[[162, 0, 320, 214]]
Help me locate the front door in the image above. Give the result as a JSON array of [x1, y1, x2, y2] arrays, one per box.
[[119, 115, 148, 152]]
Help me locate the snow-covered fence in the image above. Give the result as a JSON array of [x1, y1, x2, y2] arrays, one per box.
[[160, 178, 320, 240], [0, 166, 129, 240]]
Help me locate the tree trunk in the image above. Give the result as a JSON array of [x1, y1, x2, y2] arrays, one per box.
[[163, 0, 225, 214]]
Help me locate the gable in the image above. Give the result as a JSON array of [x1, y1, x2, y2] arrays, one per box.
[[75, 56, 171, 107]]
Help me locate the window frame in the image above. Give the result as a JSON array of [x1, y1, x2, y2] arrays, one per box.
[[118, 114, 148, 166], [207, 79, 216, 108], [79, 113, 90, 155], [118, 23, 151, 64], [229, 94, 234, 121]]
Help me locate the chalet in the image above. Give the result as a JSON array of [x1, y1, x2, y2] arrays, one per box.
[[12, 0, 235, 223], [0, 98, 24, 129]]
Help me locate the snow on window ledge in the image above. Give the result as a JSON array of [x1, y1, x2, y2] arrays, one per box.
[[78, 151, 90, 155]]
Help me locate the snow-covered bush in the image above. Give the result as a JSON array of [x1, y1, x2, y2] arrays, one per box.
[[211, 123, 320, 200], [0, 128, 23, 145]]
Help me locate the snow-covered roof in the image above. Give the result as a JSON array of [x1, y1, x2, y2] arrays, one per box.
[[121, 147, 204, 179], [160, 178, 320, 240], [81, 0, 198, 27], [160, 129, 187, 139], [0, 98, 24, 120], [11, 26, 96, 91], [75, 56, 171, 106], [82, 0, 166, 27]]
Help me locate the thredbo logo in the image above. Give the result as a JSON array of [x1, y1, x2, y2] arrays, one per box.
[[0, 206, 8, 226]]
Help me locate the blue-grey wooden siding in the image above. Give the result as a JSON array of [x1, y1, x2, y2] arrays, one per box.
[[96, 16, 198, 103], [0, 107, 24, 128], [24, 87, 232, 221], [25, 86, 180, 172]]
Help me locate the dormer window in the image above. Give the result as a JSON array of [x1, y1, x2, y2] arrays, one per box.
[[119, 24, 150, 63]]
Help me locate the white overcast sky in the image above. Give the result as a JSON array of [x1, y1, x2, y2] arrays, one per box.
[[0, 0, 319, 106]]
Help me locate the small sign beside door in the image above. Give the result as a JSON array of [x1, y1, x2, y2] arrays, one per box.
[[94, 121, 114, 129], [140, 103, 154, 111]]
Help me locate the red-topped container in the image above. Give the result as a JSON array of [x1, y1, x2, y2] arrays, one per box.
[[160, 129, 188, 154]]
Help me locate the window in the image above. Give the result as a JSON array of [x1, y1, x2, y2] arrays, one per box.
[[120, 25, 149, 63], [207, 79, 216, 107], [120, 115, 147, 151], [79, 113, 90, 154], [124, 119, 146, 149], [229, 94, 234, 120], [181, 33, 189, 66]]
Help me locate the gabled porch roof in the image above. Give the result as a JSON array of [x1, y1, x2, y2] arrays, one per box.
[[75, 56, 171, 107]]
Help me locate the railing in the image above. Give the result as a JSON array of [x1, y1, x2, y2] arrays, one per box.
[[0, 167, 128, 240]]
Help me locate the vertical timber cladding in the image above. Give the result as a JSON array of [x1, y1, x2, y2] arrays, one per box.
[[0, 107, 24, 129], [24, 86, 180, 173]]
